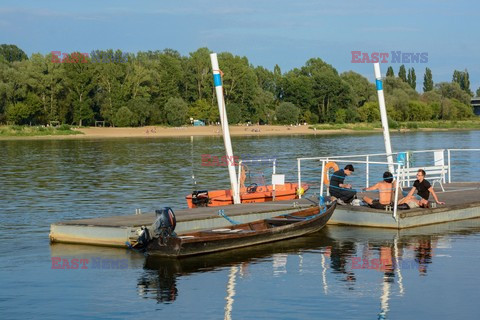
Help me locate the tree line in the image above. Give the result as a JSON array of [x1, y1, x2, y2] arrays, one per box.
[[0, 44, 477, 127]]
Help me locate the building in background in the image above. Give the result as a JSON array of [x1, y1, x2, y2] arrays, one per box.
[[472, 97, 480, 116]]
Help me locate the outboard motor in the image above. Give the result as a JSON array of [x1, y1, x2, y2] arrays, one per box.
[[192, 190, 209, 207], [132, 226, 151, 250], [153, 207, 177, 245]]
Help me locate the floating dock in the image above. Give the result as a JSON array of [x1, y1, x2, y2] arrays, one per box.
[[49, 183, 480, 248], [49, 198, 317, 247], [330, 182, 480, 228]]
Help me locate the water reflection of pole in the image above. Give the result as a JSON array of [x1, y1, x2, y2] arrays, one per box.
[[378, 276, 391, 320], [379, 235, 404, 319], [394, 234, 405, 295], [321, 253, 329, 295], [224, 266, 239, 320]]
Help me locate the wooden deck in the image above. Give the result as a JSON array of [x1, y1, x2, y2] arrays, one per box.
[[49, 182, 480, 248]]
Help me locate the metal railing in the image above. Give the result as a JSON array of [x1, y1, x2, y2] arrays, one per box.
[[237, 158, 277, 200], [447, 149, 480, 183], [297, 149, 445, 194], [295, 148, 480, 222], [321, 159, 403, 222]]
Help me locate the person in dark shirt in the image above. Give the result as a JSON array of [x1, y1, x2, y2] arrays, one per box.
[[329, 164, 357, 204], [398, 169, 445, 208]]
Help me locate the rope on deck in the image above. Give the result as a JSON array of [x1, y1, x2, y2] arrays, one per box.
[[218, 209, 240, 225]]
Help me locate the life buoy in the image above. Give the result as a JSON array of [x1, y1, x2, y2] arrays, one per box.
[[323, 161, 339, 185]]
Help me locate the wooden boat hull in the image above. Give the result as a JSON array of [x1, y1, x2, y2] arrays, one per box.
[[186, 183, 309, 208], [146, 202, 336, 258]]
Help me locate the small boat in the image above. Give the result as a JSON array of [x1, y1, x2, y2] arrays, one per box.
[[186, 183, 309, 208], [143, 201, 336, 258]]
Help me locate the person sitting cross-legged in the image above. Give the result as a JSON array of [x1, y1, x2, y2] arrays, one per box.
[[362, 171, 396, 209]]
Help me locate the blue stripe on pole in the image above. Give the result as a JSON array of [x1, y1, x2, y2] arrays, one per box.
[[213, 74, 222, 87], [376, 79, 383, 90]]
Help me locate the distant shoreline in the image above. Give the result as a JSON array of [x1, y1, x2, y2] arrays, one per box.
[[1, 124, 479, 140]]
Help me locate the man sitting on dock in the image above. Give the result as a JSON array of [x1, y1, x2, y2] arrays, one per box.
[[398, 169, 445, 208], [329, 164, 356, 205], [362, 171, 395, 209]]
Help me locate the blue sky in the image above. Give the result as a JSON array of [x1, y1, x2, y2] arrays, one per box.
[[1, 0, 479, 93]]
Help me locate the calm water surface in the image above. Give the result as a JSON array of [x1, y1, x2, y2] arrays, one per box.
[[1, 131, 480, 319]]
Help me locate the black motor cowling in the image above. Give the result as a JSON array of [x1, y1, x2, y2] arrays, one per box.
[[153, 207, 176, 244], [192, 190, 209, 207], [132, 227, 151, 249]]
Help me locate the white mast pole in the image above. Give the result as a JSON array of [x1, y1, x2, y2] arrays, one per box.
[[210, 53, 240, 204], [374, 63, 395, 173]]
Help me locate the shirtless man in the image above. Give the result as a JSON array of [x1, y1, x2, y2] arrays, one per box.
[[398, 169, 445, 208], [362, 171, 395, 209]]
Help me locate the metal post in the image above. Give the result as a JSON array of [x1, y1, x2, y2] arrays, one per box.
[[210, 53, 240, 204], [393, 164, 401, 222], [297, 158, 302, 199], [447, 149, 451, 183], [374, 63, 395, 173], [406, 152, 410, 187], [320, 160, 326, 199], [272, 159, 276, 201], [237, 160, 242, 198], [366, 155, 370, 188]]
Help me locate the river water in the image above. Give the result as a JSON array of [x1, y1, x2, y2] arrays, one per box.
[[1, 131, 479, 319]]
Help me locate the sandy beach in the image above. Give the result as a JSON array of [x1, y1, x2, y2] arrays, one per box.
[[0, 125, 466, 140], [74, 125, 357, 138], [73, 125, 386, 139]]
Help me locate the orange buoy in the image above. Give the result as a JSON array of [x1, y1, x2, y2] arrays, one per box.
[[323, 161, 339, 185]]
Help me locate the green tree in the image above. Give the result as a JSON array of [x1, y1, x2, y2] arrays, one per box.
[[407, 68, 416, 90], [93, 50, 129, 126], [407, 100, 432, 121], [114, 106, 135, 127], [298, 58, 354, 122], [184, 47, 212, 103], [0, 44, 28, 62], [334, 108, 347, 124], [451, 99, 474, 119], [128, 98, 154, 126], [164, 97, 188, 126], [398, 65, 407, 82], [386, 66, 394, 77], [463, 69, 471, 96], [476, 87, 480, 97], [5, 93, 42, 124], [6, 102, 32, 124], [282, 70, 314, 115], [341, 71, 376, 107], [63, 52, 95, 126], [254, 66, 276, 94], [217, 52, 257, 112], [146, 50, 182, 108], [420, 90, 441, 104], [225, 103, 244, 124], [273, 64, 283, 99], [452, 69, 472, 96], [275, 102, 299, 124], [423, 67, 433, 92], [251, 89, 275, 124], [357, 102, 380, 122], [435, 82, 471, 105], [189, 99, 219, 124]]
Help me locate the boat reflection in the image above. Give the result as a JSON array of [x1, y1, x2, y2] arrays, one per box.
[[142, 230, 334, 304]]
